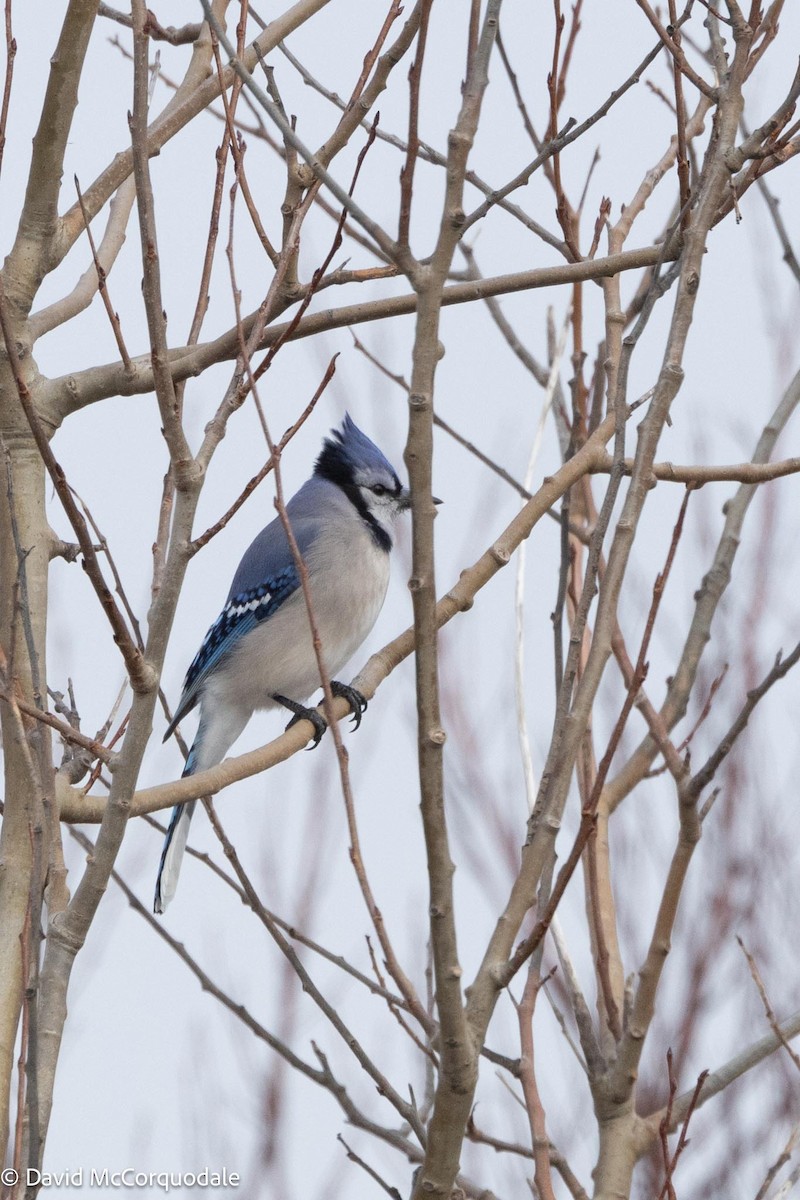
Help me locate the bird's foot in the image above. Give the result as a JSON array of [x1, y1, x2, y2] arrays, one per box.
[[273, 694, 327, 749], [330, 680, 368, 730]]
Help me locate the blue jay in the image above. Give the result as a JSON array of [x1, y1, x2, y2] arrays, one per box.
[[154, 415, 411, 913]]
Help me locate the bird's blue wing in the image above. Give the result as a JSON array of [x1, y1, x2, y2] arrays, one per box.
[[186, 565, 300, 691], [164, 482, 336, 741], [164, 563, 300, 739]]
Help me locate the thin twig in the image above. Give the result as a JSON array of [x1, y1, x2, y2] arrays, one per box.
[[517, 963, 557, 1200], [73, 176, 132, 369], [201, 1, 400, 264], [689, 639, 800, 800], [462, 33, 671, 234], [338, 1135, 403, 1199], [211, 32, 280, 266], [657, 1050, 709, 1200], [633, 0, 715, 99], [737, 937, 800, 1075], [69, 483, 145, 649], [754, 1122, 800, 1200], [130, 1, 194, 475], [0, 684, 113, 766], [667, 0, 691, 228], [189, 392, 321, 554], [753, 165, 800, 285], [0, 0, 16, 180], [398, 0, 432, 247], [495, 26, 541, 153], [515, 305, 572, 814]]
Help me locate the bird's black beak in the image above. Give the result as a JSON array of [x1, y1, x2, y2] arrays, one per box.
[[399, 490, 442, 510]]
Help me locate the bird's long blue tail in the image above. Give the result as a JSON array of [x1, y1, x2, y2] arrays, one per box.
[[154, 746, 198, 914]]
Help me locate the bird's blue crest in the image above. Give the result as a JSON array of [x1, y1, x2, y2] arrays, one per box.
[[314, 413, 400, 487]]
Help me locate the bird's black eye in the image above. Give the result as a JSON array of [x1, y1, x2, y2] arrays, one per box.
[[371, 484, 388, 496]]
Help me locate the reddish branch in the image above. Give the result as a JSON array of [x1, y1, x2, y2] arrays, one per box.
[[517, 965, 557, 1200], [546, 0, 582, 264], [0, 689, 113, 768], [688, 638, 800, 801], [462, 31, 667, 235], [73, 177, 131, 370], [633, 0, 715, 99], [657, 1050, 709, 1200], [129, 0, 194, 477], [189, 397, 322, 554], [499, 458, 693, 1004], [212, 34, 279, 266], [346, 0, 405, 108], [398, 0, 432, 247]]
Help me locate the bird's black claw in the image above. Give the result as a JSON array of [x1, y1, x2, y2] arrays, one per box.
[[273, 694, 328, 749], [331, 680, 368, 730], [299, 709, 328, 749]]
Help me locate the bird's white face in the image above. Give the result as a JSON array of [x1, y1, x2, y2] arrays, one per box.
[[355, 466, 411, 536]]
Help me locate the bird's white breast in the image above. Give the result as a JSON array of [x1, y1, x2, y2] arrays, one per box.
[[213, 509, 391, 713]]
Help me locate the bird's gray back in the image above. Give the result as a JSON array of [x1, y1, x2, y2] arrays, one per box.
[[227, 476, 345, 599]]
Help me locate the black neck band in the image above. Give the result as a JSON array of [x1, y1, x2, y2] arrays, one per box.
[[315, 452, 391, 552], [339, 482, 391, 553]]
